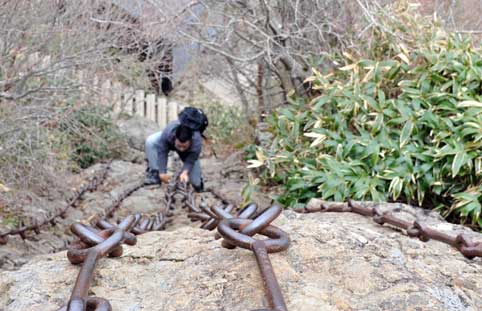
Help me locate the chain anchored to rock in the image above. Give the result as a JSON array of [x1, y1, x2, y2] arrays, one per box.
[[180, 185, 290, 311], [217, 205, 290, 311], [0, 162, 111, 245], [295, 199, 482, 259], [162, 177, 291, 310], [58, 168, 179, 310], [59, 168, 291, 311], [12, 161, 482, 310], [58, 215, 138, 311]]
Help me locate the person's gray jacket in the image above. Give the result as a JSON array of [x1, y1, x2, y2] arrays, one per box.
[[158, 120, 202, 173]]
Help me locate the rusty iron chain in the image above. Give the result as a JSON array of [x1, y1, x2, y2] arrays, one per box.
[[180, 183, 290, 311], [58, 170, 291, 311], [59, 173, 179, 310], [102, 180, 145, 218], [35, 164, 482, 310], [217, 205, 290, 311], [58, 215, 138, 311], [0, 162, 112, 245], [294, 199, 482, 259], [97, 211, 171, 235]]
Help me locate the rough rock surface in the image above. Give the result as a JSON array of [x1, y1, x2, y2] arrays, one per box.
[[2, 129, 482, 310], [2, 209, 482, 311], [0, 153, 247, 270], [116, 115, 160, 151]]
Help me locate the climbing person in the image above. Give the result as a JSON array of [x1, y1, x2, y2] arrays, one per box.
[[144, 107, 208, 192]]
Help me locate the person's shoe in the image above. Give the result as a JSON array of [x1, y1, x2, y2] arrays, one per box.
[[193, 178, 204, 193], [144, 168, 161, 185]]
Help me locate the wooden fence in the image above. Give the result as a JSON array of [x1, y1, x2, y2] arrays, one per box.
[[98, 80, 185, 128], [25, 52, 184, 128]]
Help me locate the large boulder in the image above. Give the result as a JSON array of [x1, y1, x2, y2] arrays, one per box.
[[2, 210, 481, 311], [117, 115, 160, 151]]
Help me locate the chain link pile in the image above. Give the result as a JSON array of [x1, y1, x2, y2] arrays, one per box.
[[59, 174, 291, 311], [295, 199, 482, 259]]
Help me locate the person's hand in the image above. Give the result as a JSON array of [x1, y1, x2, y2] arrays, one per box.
[[179, 170, 189, 183], [159, 173, 171, 183]]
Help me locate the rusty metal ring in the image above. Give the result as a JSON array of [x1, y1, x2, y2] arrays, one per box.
[[212, 204, 234, 220], [96, 220, 137, 245], [455, 233, 473, 249], [372, 207, 385, 225], [455, 234, 480, 259], [236, 203, 258, 219], [71, 224, 109, 246], [410, 221, 430, 242], [188, 212, 211, 222], [458, 243, 482, 260], [218, 218, 289, 253], [67, 229, 125, 264], [116, 215, 137, 231], [241, 205, 282, 236]]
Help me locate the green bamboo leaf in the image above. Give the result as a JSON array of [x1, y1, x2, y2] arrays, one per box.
[[451, 151, 469, 177], [475, 157, 482, 176], [400, 121, 414, 148], [246, 160, 264, 168], [458, 101, 482, 108], [460, 202, 481, 217], [389, 177, 403, 200]]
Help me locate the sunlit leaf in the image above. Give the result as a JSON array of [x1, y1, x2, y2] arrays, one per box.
[[246, 160, 264, 168], [400, 121, 414, 148]]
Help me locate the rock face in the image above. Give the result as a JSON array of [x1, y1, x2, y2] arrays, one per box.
[[0, 151, 235, 270], [2, 210, 482, 311], [116, 115, 160, 151]]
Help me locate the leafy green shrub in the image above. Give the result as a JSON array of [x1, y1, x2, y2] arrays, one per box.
[[193, 101, 255, 149], [59, 105, 127, 169], [249, 33, 482, 228]]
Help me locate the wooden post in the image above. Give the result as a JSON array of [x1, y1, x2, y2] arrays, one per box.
[[124, 87, 135, 114], [168, 100, 178, 123], [112, 82, 122, 114], [158, 97, 167, 128], [135, 90, 145, 117], [146, 94, 156, 122]]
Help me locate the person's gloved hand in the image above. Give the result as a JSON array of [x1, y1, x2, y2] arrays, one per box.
[[179, 170, 189, 183], [159, 173, 171, 183]]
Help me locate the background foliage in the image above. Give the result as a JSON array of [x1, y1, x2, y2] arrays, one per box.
[[248, 9, 482, 228]]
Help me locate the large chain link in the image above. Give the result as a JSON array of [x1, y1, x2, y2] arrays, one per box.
[[58, 169, 291, 311], [58, 215, 138, 311], [217, 205, 290, 311]]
